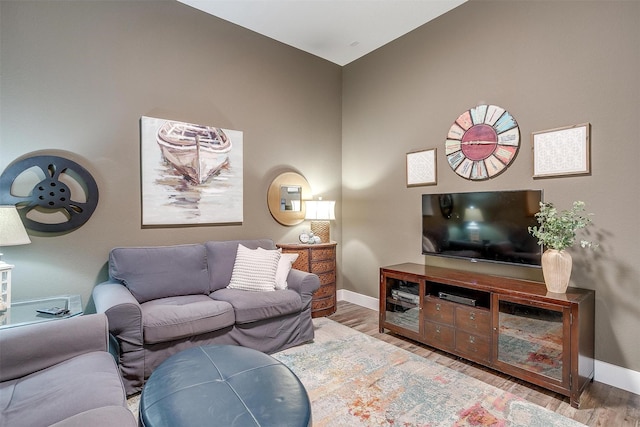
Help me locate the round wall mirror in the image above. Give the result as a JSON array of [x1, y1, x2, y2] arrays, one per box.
[[267, 172, 311, 226]]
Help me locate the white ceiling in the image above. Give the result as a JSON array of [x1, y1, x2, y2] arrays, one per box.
[[177, 0, 467, 66]]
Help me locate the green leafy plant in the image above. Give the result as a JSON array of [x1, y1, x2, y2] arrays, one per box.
[[528, 201, 597, 251]]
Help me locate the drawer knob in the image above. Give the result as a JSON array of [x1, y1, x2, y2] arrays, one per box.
[[469, 336, 475, 344], [435, 303, 441, 311], [469, 312, 475, 320], [435, 326, 441, 333]]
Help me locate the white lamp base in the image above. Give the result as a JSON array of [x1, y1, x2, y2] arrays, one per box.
[[0, 259, 14, 309]]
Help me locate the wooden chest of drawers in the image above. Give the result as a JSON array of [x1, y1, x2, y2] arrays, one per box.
[[276, 242, 337, 317]]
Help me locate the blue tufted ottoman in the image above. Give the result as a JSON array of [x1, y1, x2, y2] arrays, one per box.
[[139, 345, 312, 427]]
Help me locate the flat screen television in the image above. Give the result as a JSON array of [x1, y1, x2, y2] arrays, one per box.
[[422, 190, 542, 267]]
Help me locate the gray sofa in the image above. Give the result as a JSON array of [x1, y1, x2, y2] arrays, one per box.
[[0, 313, 136, 427], [92, 239, 320, 396]]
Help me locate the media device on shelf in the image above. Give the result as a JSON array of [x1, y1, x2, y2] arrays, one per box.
[[438, 291, 476, 306], [421, 190, 542, 267]]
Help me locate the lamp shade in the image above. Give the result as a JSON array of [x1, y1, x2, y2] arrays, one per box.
[[0, 206, 31, 246], [464, 207, 484, 223], [304, 200, 336, 221]]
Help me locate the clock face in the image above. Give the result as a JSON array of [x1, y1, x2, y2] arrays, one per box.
[[445, 104, 520, 180]]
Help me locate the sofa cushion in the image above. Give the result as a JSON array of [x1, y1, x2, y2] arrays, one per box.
[[109, 244, 209, 303], [141, 295, 235, 344], [0, 352, 127, 427], [205, 239, 276, 292], [211, 288, 302, 324], [228, 244, 281, 292]]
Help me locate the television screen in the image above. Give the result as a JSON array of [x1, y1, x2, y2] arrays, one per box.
[[422, 190, 542, 266]]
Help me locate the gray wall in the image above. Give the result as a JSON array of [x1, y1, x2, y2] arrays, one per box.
[[0, 1, 342, 308], [2, 0, 639, 374], [342, 1, 639, 371]]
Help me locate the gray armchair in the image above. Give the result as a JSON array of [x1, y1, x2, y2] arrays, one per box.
[[0, 314, 136, 427]]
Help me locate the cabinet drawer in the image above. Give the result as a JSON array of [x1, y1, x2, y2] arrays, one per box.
[[314, 283, 335, 298], [311, 248, 335, 261], [311, 259, 335, 274], [317, 271, 336, 286], [455, 330, 490, 361], [455, 306, 491, 334], [312, 294, 335, 311], [424, 321, 455, 349], [424, 297, 455, 325]]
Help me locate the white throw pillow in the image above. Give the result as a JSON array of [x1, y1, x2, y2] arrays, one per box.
[[275, 253, 299, 290], [257, 247, 299, 290], [227, 244, 281, 292]]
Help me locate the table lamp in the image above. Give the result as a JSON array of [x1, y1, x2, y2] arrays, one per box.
[[304, 199, 335, 243], [0, 205, 31, 310], [464, 206, 484, 243]]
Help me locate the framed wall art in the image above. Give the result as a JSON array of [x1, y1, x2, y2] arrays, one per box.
[[140, 116, 243, 227], [532, 123, 590, 178], [406, 148, 437, 187]]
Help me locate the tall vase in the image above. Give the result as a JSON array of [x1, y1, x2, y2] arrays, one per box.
[[541, 249, 573, 293]]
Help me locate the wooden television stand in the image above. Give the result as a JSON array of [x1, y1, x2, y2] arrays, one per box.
[[379, 263, 595, 408]]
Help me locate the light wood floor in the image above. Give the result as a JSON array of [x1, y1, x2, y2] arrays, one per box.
[[327, 301, 640, 427]]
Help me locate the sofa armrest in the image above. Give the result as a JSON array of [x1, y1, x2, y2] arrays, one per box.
[[92, 281, 144, 394], [92, 281, 143, 350], [286, 269, 320, 300], [0, 313, 109, 382]]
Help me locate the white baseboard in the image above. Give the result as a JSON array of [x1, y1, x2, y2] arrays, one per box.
[[594, 360, 640, 396], [337, 289, 379, 311], [337, 289, 640, 396]]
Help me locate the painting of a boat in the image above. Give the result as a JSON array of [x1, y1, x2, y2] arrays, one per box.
[[156, 120, 232, 184], [141, 116, 243, 226]]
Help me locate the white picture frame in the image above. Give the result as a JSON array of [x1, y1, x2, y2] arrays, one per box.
[[532, 123, 590, 178], [406, 148, 437, 187]]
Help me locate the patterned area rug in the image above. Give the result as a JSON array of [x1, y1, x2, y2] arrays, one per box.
[[271, 317, 585, 427], [128, 318, 585, 426]]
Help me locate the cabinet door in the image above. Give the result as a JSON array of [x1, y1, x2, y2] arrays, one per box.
[[380, 273, 422, 338], [492, 295, 571, 389]]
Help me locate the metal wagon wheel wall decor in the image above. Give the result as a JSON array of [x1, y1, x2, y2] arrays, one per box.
[[0, 155, 99, 233]]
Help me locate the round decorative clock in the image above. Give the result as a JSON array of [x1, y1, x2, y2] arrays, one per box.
[[299, 232, 310, 244], [445, 104, 520, 180]]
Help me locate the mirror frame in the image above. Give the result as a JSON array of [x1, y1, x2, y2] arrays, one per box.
[[267, 172, 311, 226]]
